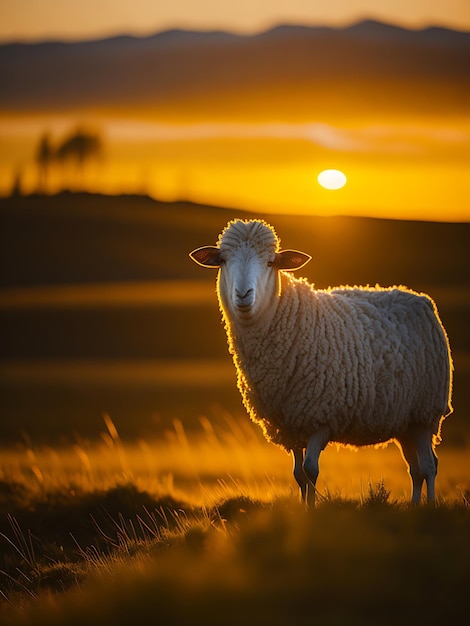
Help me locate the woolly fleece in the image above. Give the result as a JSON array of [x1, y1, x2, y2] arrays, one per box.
[[216, 220, 453, 452]]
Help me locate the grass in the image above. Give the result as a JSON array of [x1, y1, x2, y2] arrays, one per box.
[[0, 414, 469, 625]]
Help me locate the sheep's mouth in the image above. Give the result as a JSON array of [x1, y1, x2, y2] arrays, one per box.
[[234, 299, 256, 316], [236, 304, 253, 313]]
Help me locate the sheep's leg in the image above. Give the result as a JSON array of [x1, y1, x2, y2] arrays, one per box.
[[292, 448, 308, 503], [397, 436, 423, 504], [413, 427, 438, 503], [398, 428, 438, 504], [303, 427, 330, 507]]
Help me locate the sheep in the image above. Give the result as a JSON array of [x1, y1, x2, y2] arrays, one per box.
[[190, 219, 453, 505]]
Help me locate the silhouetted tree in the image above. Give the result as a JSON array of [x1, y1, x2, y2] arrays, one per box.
[[10, 168, 24, 197], [35, 132, 53, 193], [55, 127, 103, 189]]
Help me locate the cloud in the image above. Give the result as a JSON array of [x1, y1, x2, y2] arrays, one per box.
[[103, 119, 470, 154], [103, 120, 369, 150]]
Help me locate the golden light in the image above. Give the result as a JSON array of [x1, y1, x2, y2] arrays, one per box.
[[317, 169, 347, 190]]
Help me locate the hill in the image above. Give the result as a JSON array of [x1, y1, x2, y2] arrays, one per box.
[[0, 21, 469, 119], [0, 193, 468, 441], [1, 192, 469, 289]]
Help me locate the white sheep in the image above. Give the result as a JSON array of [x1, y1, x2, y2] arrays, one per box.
[[190, 219, 453, 504]]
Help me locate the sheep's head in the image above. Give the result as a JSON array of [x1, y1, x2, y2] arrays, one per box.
[[190, 219, 311, 320]]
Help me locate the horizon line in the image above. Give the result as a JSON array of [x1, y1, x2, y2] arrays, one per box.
[[1, 17, 469, 46]]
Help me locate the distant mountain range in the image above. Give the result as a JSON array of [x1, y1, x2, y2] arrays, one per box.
[[1, 20, 469, 119]]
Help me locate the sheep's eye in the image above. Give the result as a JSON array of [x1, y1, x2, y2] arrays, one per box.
[[267, 260, 274, 267]]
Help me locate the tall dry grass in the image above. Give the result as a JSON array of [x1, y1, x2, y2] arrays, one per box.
[[0, 414, 468, 625]]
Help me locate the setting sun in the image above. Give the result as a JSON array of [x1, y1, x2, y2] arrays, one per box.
[[317, 169, 347, 190]]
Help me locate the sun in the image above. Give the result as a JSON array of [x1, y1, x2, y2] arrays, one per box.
[[317, 169, 347, 190]]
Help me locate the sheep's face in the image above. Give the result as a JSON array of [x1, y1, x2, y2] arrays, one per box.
[[218, 238, 276, 320], [189, 220, 311, 322]]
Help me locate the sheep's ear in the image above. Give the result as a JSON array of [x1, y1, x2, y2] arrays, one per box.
[[189, 246, 221, 268], [275, 249, 311, 271]]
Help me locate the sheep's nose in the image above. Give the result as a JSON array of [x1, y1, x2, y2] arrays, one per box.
[[234, 287, 255, 311], [235, 288, 254, 301]]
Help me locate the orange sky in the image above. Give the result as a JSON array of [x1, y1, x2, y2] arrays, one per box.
[[1, 0, 470, 41], [1, 2, 469, 221], [1, 116, 468, 221]]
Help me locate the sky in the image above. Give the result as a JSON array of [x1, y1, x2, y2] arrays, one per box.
[[1, 1, 468, 220], [1, 0, 470, 42]]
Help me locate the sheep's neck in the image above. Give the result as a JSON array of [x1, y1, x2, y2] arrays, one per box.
[[224, 276, 291, 370]]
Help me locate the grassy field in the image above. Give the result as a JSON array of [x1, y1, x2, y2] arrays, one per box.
[[0, 415, 469, 625], [1, 193, 469, 623]]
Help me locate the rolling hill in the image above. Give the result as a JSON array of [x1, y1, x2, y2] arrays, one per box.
[[0, 193, 469, 440], [1, 192, 469, 289]]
